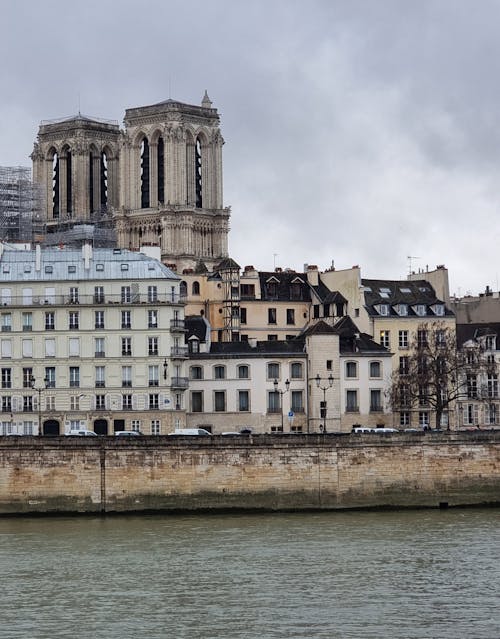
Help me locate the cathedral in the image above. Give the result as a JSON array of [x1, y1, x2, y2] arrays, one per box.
[[31, 92, 230, 272]]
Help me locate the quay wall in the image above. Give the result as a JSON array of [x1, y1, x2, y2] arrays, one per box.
[[0, 432, 499, 514]]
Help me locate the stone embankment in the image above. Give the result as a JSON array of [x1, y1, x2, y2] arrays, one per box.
[[0, 432, 499, 514]]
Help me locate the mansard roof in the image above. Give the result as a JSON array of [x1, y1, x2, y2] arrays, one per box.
[[362, 278, 453, 317], [334, 316, 391, 355], [456, 323, 500, 347], [258, 271, 311, 302], [197, 339, 305, 360]]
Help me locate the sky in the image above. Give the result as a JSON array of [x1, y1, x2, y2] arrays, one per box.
[[1, 0, 499, 297]]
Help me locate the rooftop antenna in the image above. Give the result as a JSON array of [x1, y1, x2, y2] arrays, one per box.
[[273, 253, 278, 270], [407, 255, 420, 276]]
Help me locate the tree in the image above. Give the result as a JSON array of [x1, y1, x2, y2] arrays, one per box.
[[388, 321, 491, 430]]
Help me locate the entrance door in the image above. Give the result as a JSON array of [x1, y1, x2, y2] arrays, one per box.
[[44, 420, 60, 436], [94, 419, 108, 436]]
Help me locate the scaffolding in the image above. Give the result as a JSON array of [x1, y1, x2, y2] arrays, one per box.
[[0, 166, 43, 242]]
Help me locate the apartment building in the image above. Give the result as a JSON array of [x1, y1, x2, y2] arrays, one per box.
[[0, 244, 186, 435]]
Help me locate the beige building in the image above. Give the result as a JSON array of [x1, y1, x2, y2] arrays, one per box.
[[31, 93, 230, 272], [0, 243, 186, 435]]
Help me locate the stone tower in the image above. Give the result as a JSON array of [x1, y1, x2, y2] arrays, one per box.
[[31, 92, 230, 270]]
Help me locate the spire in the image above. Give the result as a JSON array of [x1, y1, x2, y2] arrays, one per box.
[[201, 90, 212, 108]]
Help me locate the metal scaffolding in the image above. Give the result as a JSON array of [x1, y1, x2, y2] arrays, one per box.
[[0, 166, 43, 243]]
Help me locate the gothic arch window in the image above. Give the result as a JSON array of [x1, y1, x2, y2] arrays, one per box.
[[100, 150, 108, 211], [195, 137, 202, 208], [50, 148, 60, 219], [157, 137, 164, 204], [140, 137, 150, 208], [61, 145, 72, 217], [192, 281, 200, 296], [180, 281, 187, 298]]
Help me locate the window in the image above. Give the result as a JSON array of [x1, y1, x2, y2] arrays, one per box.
[[22, 312, 33, 331], [121, 311, 131, 329], [268, 308, 277, 324], [151, 419, 161, 435], [95, 366, 105, 388], [2, 396, 11, 412], [45, 338, 55, 357], [240, 283, 255, 298], [346, 390, 358, 412], [122, 395, 133, 410], [45, 367, 56, 388], [121, 286, 131, 303], [267, 335, 278, 341], [214, 365, 226, 380], [1, 313, 12, 332], [69, 287, 79, 303], [399, 330, 409, 349], [70, 395, 81, 411], [95, 337, 105, 358], [418, 385, 429, 407], [417, 411, 429, 428], [290, 282, 303, 301], [488, 374, 498, 398], [95, 311, 105, 329], [192, 281, 200, 295], [399, 356, 409, 375], [45, 312, 55, 330], [400, 411, 410, 427], [2, 368, 12, 388], [397, 304, 408, 316], [415, 305, 426, 317], [69, 367, 80, 388], [148, 365, 159, 387], [23, 396, 34, 412], [345, 361, 357, 378], [191, 391, 203, 412], [463, 404, 478, 426], [266, 281, 278, 298], [69, 337, 80, 357], [22, 368, 33, 388], [326, 360, 332, 371], [121, 366, 132, 388], [189, 366, 203, 381], [148, 286, 158, 303], [378, 304, 390, 316], [238, 365, 249, 379], [286, 309, 295, 325], [267, 363, 280, 380], [417, 329, 428, 348], [486, 335, 497, 351], [148, 310, 158, 328], [131, 420, 142, 432], [94, 286, 105, 303], [313, 305, 320, 319], [370, 389, 382, 412], [467, 374, 478, 399], [380, 330, 390, 348], [148, 337, 158, 356], [22, 339, 33, 358], [485, 404, 498, 425], [96, 395, 106, 410], [122, 337, 132, 356], [435, 330, 446, 348], [369, 361, 381, 378], [290, 362, 303, 379], [238, 390, 249, 412], [434, 304, 444, 316], [69, 311, 79, 330], [267, 391, 280, 413], [149, 394, 159, 410], [240, 308, 247, 324], [291, 391, 304, 413], [214, 391, 226, 412]]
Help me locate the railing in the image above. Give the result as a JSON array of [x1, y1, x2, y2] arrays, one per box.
[[171, 346, 189, 358], [0, 292, 187, 307], [170, 319, 186, 331], [170, 376, 189, 389]]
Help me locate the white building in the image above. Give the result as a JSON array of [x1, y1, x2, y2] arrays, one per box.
[[0, 243, 186, 435]]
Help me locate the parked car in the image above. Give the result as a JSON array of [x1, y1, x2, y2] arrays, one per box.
[[65, 429, 98, 437], [169, 428, 212, 436], [115, 430, 141, 437]]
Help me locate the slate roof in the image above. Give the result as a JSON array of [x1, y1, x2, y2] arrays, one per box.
[[310, 276, 347, 305], [258, 271, 311, 302], [301, 317, 390, 355], [361, 278, 453, 317], [456, 323, 500, 346], [185, 315, 210, 342], [0, 247, 178, 282]]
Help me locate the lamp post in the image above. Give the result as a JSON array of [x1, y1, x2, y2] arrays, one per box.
[[273, 378, 290, 432], [315, 373, 334, 433], [30, 375, 48, 436], [163, 358, 168, 381]]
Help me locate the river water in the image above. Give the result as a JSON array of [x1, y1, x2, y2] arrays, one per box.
[[0, 509, 499, 639]]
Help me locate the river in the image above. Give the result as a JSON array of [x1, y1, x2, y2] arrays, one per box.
[[0, 508, 499, 638]]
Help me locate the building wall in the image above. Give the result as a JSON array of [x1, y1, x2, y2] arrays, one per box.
[[0, 434, 499, 514]]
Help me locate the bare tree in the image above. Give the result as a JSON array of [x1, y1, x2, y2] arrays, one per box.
[[388, 322, 491, 430]]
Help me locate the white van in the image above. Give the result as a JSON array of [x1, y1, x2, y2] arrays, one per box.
[[169, 428, 212, 436], [65, 429, 98, 437]]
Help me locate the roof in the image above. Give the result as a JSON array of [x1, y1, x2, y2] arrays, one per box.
[[361, 278, 453, 317], [258, 271, 311, 302], [185, 315, 210, 342], [456, 323, 500, 346], [0, 246, 178, 282], [197, 339, 306, 360], [311, 276, 347, 305], [334, 316, 391, 355]]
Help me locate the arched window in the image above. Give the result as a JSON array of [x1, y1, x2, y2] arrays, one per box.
[[100, 151, 108, 211], [190, 366, 203, 380], [214, 365, 226, 380], [238, 365, 249, 379], [345, 361, 358, 378], [179, 281, 187, 298], [290, 362, 303, 379], [51, 151, 59, 219], [192, 281, 200, 295], [140, 137, 150, 208], [195, 137, 202, 208], [369, 361, 381, 378], [157, 137, 164, 204]]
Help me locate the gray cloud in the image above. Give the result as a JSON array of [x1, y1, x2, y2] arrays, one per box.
[[1, 0, 499, 295]]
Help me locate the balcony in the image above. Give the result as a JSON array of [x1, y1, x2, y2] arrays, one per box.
[[170, 376, 189, 389], [170, 319, 186, 332], [171, 346, 189, 358]]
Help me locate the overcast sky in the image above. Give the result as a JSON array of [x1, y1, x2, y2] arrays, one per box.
[[1, 0, 499, 296]]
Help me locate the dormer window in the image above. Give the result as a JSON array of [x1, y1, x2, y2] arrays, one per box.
[[415, 304, 426, 317], [486, 335, 497, 351], [378, 304, 390, 316], [396, 304, 408, 316], [433, 304, 444, 316]]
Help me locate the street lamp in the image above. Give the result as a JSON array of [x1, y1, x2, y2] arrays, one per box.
[[163, 358, 168, 381], [273, 378, 290, 432], [30, 375, 49, 436], [315, 373, 334, 433]]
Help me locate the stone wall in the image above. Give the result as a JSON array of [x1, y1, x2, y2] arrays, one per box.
[[0, 432, 499, 514]]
